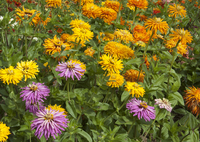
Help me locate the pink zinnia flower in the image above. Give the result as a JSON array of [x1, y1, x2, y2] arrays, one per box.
[[20, 82, 50, 104], [126, 98, 155, 121], [31, 108, 69, 140], [155, 98, 172, 112], [26, 101, 45, 114], [55, 60, 86, 80]]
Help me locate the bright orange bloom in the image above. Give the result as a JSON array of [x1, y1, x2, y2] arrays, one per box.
[[82, 3, 101, 19], [100, 7, 117, 25], [124, 69, 145, 82], [105, 0, 121, 12], [127, 0, 148, 9]]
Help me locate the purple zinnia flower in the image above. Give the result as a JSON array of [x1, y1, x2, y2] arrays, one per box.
[[26, 101, 45, 114], [55, 60, 86, 81], [20, 82, 50, 104], [155, 98, 172, 112], [126, 98, 155, 121], [31, 108, 69, 140]]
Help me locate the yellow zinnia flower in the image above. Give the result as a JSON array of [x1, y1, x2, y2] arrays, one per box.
[[97, 32, 115, 43], [168, 4, 187, 18], [135, 40, 146, 47], [17, 60, 39, 81], [99, 54, 123, 74], [114, 29, 134, 43], [104, 41, 134, 59], [105, 0, 121, 12], [84, 47, 95, 57], [0, 122, 11, 142], [127, 0, 148, 9], [70, 19, 91, 30], [100, 7, 117, 25], [144, 17, 169, 35], [125, 82, 145, 98], [106, 73, 124, 88], [184, 87, 200, 116], [46, 104, 68, 116], [169, 28, 193, 44], [82, 3, 101, 19], [0, 66, 23, 85], [123, 69, 145, 82], [72, 0, 93, 5], [45, 0, 61, 8]]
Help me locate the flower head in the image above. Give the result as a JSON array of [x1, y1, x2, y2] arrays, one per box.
[[45, 0, 61, 8], [100, 7, 117, 25], [84, 47, 95, 57], [127, 0, 148, 9], [97, 32, 114, 42], [168, 4, 186, 18], [47, 104, 67, 116], [82, 3, 101, 19], [155, 98, 172, 112], [105, 0, 121, 12], [124, 69, 145, 82], [26, 101, 45, 114], [126, 98, 155, 121], [114, 29, 134, 43], [55, 60, 86, 80], [31, 108, 69, 140], [0, 66, 23, 85], [99, 54, 123, 74], [144, 17, 169, 35], [70, 19, 91, 30], [0, 122, 11, 142], [125, 82, 145, 98], [106, 73, 124, 88], [17, 60, 39, 81], [20, 82, 50, 104], [184, 87, 200, 116]]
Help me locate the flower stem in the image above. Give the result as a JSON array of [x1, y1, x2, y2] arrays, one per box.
[[131, 7, 137, 30], [127, 121, 134, 134]]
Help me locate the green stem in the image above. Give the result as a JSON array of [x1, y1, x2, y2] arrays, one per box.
[[116, 1, 122, 24], [25, 35, 28, 58], [131, 7, 137, 30], [127, 122, 134, 134], [103, 88, 111, 103]]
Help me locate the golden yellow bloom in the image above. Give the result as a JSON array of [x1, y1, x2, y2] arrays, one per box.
[[99, 54, 123, 74], [153, 55, 159, 61], [0, 66, 23, 85], [104, 41, 134, 59], [177, 42, 187, 55], [169, 28, 193, 44], [60, 33, 71, 42], [46, 104, 68, 116], [105, 0, 121, 12], [0, 122, 11, 142], [168, 4, 187, 18], [127, 0, 148, 9], [70, 19, 91, 30], [184, 87, 200, 116], [124, 69, 145, 82], [107, 73, 124, 88], [72, 0, 93, 5], [100, 7, 117, 25], [45, 0, 61, 8], [125, 82, 145, 98], [114, 29, 134, 43], [97, 32, 114, 43], [135, 41, 146, 47], [84, 47, 95, 57], [17, 60, 39, 81], [15, 7, 41, 25], [144, 17, 169, 35], [82, 3, 101, 19], [72, 28, 94, 45], [133, 31, 150, 43], [71, 59, 86, 71], [43, 62, 48, 67]]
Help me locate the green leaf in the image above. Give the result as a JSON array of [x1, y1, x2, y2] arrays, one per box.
[[94, 102, 111, 111], [18, 125, 29, 131], [40, 136, 47, 142], [66, 101, 77, 119], [169, 92, 184, 106], [121, 91, 130, 102], [76, 128, 92, 142], [151, 74, 166, 87], [161, 123, 169, 139]]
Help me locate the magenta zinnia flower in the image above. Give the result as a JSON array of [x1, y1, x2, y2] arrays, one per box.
[[155, 98, 172, 112], [31, 108, 69, 140], [126, 98, 155, 121], [20, 82, 50, 104], [26, 101, 45, 114], [55, 60, 86, 80]]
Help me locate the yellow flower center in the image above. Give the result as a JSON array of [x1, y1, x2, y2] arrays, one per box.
[[133, 83, 139, 87], [7, 69, 14, 75], [67, 62, 75, 69], [44, 113, 54, 120], [111, 75, 116, 79], [30, 84, 38, 91], [176, 5, 182, 11], [155, 18, 161, 23], [140, 102, 148, 109], [180, 29, 186, 35]]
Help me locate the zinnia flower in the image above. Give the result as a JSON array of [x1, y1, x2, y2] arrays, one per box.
[[126, 98, 155, 121], [168, 4, 186, 18], [31, 108, 69, 140], [17, 60, 39, 81], [97, 32, 114, 42], [155, 98, 172, 112], [55, 60, 86, 80], [99, 54, 123, 74], [127, 0, 148, 9], [125, 82, 145, 98], [184, 87, 200, 116], [114, 29, 134, 43], [124, 69, 145, 82], [0, 122, 11, 142], [106, 73, 124, 88], [82, 3, 101, 19], [0, 66, 23, 85], [26, 101, 45, 114], [144, 17, 169, 35], [45, 0, 61, 8], [20, 82, 50, 104], [70, 19, 91, 30], [105, 0, 121, 12], [100, 7, 117, 25], [84, 47, 95, 57], [72, 0, 93, 5], [46, 104, 68, 116]]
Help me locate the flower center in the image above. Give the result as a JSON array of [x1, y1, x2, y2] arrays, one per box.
[[7, 69, 14, 75], [176, 5, 182, 11], [180, 29, 186, 35], [67, 62, 75, 69], [44, 113, 54, 120], [155, 18, 161, 23], [30, 84, 38, 91], [140, 102, 148, 109], [111, 75, 116, 79]]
